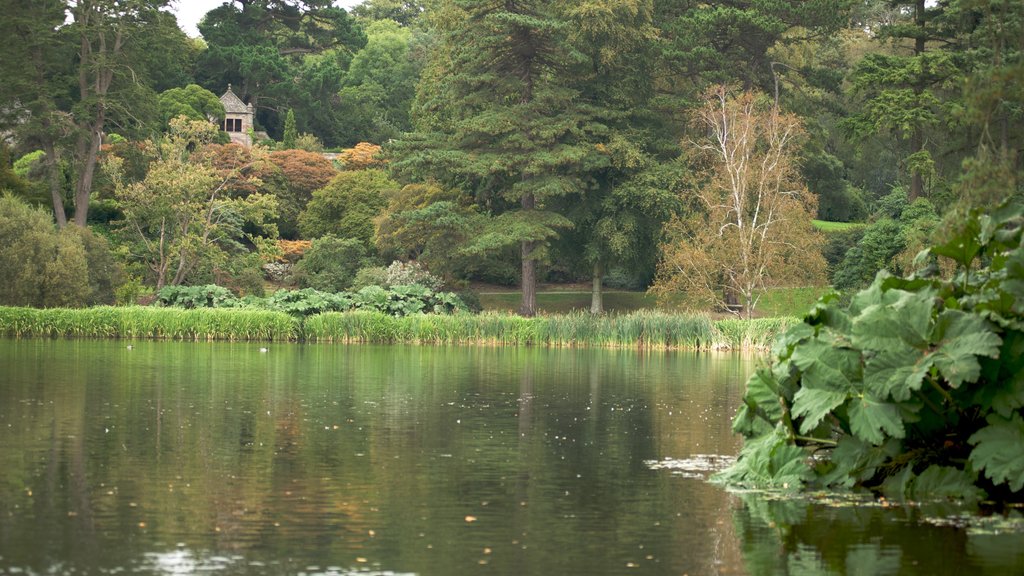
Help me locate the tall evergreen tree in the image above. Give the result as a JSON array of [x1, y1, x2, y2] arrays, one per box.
[[395, 0, 607, 316]]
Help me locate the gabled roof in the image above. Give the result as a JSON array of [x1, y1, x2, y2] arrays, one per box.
[[220, 84, 250, 114]]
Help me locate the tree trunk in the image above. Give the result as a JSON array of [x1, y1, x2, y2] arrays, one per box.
[[519, 192, 537, 317], [520, 240, 537, 317], [73, 121, 103, 227], [909, 0, 927, 202], [42, 141, 67, 228], [590, 261, 603, 315]]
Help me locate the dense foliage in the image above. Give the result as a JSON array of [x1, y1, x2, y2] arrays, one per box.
[[717, 201, 1024, 501], [156, 284, 468, 318], [0, 0, 1021, 318]]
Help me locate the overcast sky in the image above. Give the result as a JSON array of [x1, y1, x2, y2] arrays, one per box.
[[170, 0, 364, 37]]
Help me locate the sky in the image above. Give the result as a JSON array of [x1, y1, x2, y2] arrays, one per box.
[[170, 0, 364, 37]]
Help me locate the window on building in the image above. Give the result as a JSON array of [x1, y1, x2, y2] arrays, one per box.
[[221, 118, 242, 132]]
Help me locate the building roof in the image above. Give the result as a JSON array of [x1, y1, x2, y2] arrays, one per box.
[[220, 84, 250, 115]]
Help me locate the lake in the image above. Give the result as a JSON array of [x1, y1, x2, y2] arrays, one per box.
[[0, 339, 1021, 575]]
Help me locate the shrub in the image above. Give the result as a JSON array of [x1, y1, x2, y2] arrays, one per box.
[[716, 200, 1024, 502], [0, 194, 101, 308], [351, 266, 388, 290], [157, 284, 239, 309], [297, 169, 395, 245], [383, 260, 445, 291], [263, 288, 354, 317], [66, 226, 124, 305], [292, 236, 376, 292]]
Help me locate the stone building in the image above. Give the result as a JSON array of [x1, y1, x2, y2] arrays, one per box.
[[218, 84, 253, 147]]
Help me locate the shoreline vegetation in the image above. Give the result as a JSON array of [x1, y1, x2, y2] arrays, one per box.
[[0, 306, 795, 351]]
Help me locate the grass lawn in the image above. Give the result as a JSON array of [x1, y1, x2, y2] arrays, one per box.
[[755, 286, 832, 317], [812, 219, 867, 233], [478, 286, 829, 317], [478, 290, 657, 314]]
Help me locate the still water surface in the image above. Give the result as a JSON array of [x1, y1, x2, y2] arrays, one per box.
[[0, 339, 1021, 575]]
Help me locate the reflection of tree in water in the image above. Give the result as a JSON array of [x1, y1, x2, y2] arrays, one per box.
[[730, 492, 1024, 575]]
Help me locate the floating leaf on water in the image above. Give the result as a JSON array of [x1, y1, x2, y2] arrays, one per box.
[[644, 454, 736, 478]]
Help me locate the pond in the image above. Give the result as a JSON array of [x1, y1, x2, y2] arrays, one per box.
[[0, 339, 1021, 575]]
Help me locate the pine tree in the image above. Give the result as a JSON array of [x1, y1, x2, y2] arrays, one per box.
[[282, 109, 298, 150], [395, 0, 606, 316]]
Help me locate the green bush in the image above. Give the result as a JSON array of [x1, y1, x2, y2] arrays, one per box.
[[297, 169, 394, 245], [831, 218, 903, 289], [263, 288, 354, 317], [716, 200, 1024, 502], [0, 194, 108, 308], [351, 266, 388, 290], [157, 284, 239, 308], [66, 226, 124, 305], [292, 235, 376, 292]]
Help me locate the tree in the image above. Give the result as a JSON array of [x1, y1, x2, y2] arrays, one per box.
[[67, 0, 175, 227], [653, 87, 826, 318], [109, 118, 278, 289], [339, 142, 383, 170], [0, 0, 80, 227], [158, 84, 226, 125], [282, 109, 298, 149], [351, 0, 425, 27], [652, 0, 854, 106], [0, 194, 121, 307], [195, 0, 366, 141], [297, 169, 395, 247], [267, 149, 338, 237], [841, 1, 974, 202], [394, 0, 607, 316], [375, 181, 485, 281], [552, 0, 668, 314], [292, 235, 376, 292], [336, 19, 422, 143]]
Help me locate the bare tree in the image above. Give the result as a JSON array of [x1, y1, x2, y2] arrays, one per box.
[[654, 86, 826, 319]]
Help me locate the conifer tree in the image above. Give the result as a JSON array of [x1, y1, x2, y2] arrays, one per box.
[[395, 0, 606, 316]]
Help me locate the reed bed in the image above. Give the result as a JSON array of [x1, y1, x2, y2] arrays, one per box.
[[712, 317, 798, 350], [0, 306, 300, 341], [0, 306, 793, 350], [304, 310, 790, 350]]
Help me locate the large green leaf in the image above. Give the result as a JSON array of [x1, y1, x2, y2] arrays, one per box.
[[792, 387, 847, 434], [930, 310, 1002, 388], [851, 289, 934, 352], [847, 394, 905, 445], [968, 413, 1024, 492], [714, 430, 812, 489], [910, 465, 985, 502], [815, 436, 901, 489], [931, 215, 982, 267], [743, 368, 784, 423], [791, 336, 859, 391], [863, 343, 931, 401]]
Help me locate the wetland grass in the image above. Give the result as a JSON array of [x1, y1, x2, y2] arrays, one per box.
[[0, 306, 793, 350]]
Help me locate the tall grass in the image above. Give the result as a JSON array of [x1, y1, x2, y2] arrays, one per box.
[[0, 306, 300, 341], [305, 310, 790, 350], [712, 317, 798, 350], [0, 306, 793, 350]]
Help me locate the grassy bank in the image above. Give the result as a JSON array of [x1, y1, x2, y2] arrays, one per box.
[[0, 306, 795, 350], [0, 306, 300, 341]]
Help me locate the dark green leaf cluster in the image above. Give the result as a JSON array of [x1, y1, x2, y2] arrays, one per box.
[[156, 285, 467, 318], [717, 200, 1024, 502]]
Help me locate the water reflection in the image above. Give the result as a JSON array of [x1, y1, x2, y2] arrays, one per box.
[[0, 340, 751, 575], [3, 340, 1016, 575], [729, 492, 1024, 575]]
